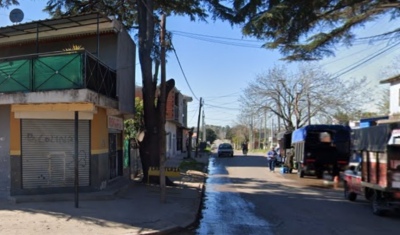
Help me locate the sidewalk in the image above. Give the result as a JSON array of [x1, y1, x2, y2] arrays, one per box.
[[0, 153, 210, 235]]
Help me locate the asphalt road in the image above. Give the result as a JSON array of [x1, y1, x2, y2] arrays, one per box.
[[184, 151, 400, 235]]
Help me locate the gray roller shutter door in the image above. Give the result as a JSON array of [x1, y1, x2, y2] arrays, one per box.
[[22, 119, 90, 189]]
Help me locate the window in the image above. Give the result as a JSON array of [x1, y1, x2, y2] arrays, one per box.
[[320, 132, 332, 143]]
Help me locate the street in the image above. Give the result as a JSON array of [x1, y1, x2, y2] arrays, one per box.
[[183, 152, 400, 235]]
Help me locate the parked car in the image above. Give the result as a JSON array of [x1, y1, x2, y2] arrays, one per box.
[[218, 143, 234, 157]]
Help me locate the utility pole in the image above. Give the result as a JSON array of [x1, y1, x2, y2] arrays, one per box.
[[249, 115, 253, 151], [270, 118, 274, 148], [187, 128, 194, 159], [195, 98, 203, 158], [159, 13, 166, 203], [264, 110, 267, 150], [202, 110, 206, 143], [258, 119, 262, 149], [307, 92, 311, 125]]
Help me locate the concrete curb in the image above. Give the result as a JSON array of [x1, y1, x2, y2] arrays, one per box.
[[140, 225, 182, 235], [143, 182, 206, 235]]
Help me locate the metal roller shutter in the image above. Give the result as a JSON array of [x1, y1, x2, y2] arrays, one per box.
[[22, 119, 90, 189]]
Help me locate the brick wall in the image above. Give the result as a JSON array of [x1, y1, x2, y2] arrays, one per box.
[[166, 90, 175, 120]]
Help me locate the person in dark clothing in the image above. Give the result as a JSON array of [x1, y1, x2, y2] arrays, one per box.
[[285, 147, 295, 173], [242, 142, 248, 155]]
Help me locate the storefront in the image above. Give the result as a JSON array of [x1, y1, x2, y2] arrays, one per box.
[[107, 115, 123, 179], [21, 119, 90, 189]]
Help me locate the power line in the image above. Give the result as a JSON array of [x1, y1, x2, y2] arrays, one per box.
[[332, 41, 400, 78], [203, 91, 242, 99], [171, 31, 263, 48], [188, 103, 199, 124], [170, 40, 199, 101], [171, 30, 261, 43], [204, 103, 240, 111], [320, 40, 387, 67]]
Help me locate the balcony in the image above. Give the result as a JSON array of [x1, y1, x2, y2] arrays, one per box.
[[0, 51, 117, 99]]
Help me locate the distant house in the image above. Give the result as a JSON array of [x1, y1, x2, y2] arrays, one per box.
[[380, 75, 400, 120], [135, 86, 192, 158], [359, 116, 389, 127], [0, 13, 136, 198], [165, 88, 193, 158]]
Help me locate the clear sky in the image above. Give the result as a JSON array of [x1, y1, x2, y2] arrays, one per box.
[[1, 2, 398, 128]]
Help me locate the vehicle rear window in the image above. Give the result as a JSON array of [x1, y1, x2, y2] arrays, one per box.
[[219, 144, 232, 149]]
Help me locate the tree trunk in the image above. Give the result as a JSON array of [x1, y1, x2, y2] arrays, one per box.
[[137, 2, 176, 185], [137, 0, 158, 183]]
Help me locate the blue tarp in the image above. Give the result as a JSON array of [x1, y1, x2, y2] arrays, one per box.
[[291, 125, 351, 143]]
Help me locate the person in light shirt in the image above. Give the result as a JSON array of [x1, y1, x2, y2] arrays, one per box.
[[267, 147, 277, 172]]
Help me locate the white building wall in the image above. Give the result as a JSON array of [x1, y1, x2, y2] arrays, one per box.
[[165, 121, 177, 158], [389, 83, 400, 115]]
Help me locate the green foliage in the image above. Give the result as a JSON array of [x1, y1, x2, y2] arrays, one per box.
[[206, 128, 217, 143], [124, 97, 144, 140], [43, 0, 209, 30], [178, 158, 206, 172], [0, 0, 18, 8], [332, 111, 351, 125], [224, 125, 233, 140], [211, 0, 400, 61], [63, 44, 84, 51]]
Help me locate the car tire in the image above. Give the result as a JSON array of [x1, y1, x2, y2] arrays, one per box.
[[371, 191, 386, 216], [344, 182, 357, 201]]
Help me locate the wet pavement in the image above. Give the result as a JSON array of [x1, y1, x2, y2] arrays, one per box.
[[175, 154, 273, 235], [195, 156, 272, 235], [176, 151, 349, 235]]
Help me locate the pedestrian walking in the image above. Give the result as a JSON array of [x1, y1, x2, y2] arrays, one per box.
[[241, 142, 248, 156], [267, 147, 277, 172]]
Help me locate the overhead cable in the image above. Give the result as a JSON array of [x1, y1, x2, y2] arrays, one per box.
[[170, 40, 199, 101]]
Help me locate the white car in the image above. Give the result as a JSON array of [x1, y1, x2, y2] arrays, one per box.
[[217, 143, 234, 157]]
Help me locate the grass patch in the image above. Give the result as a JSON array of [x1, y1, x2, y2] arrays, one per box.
[[179, 158, 206, 172], [250, 149, 266, 154]]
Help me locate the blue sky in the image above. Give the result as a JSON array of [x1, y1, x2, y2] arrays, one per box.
[[1, 2, 398, 128]]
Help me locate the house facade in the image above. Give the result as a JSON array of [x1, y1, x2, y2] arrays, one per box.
[[165, 88, 193, 158], [135, 86, 192, 158], [0, 13, 135, 198], [380, 75, 400, 116]]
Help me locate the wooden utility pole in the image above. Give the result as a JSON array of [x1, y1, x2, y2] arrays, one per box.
[[249, 115, 253, 151], [264, 110, 267, 149], [202, 110, 206, 143], [159, 13, 167, 203], [195, 98, 203, 158]]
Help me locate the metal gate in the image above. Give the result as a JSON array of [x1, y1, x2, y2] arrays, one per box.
[[21, 119, 90, 189]]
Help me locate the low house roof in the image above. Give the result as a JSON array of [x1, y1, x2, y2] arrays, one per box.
[[0, 12, 120, 46], [380, 74, 400, 84]]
